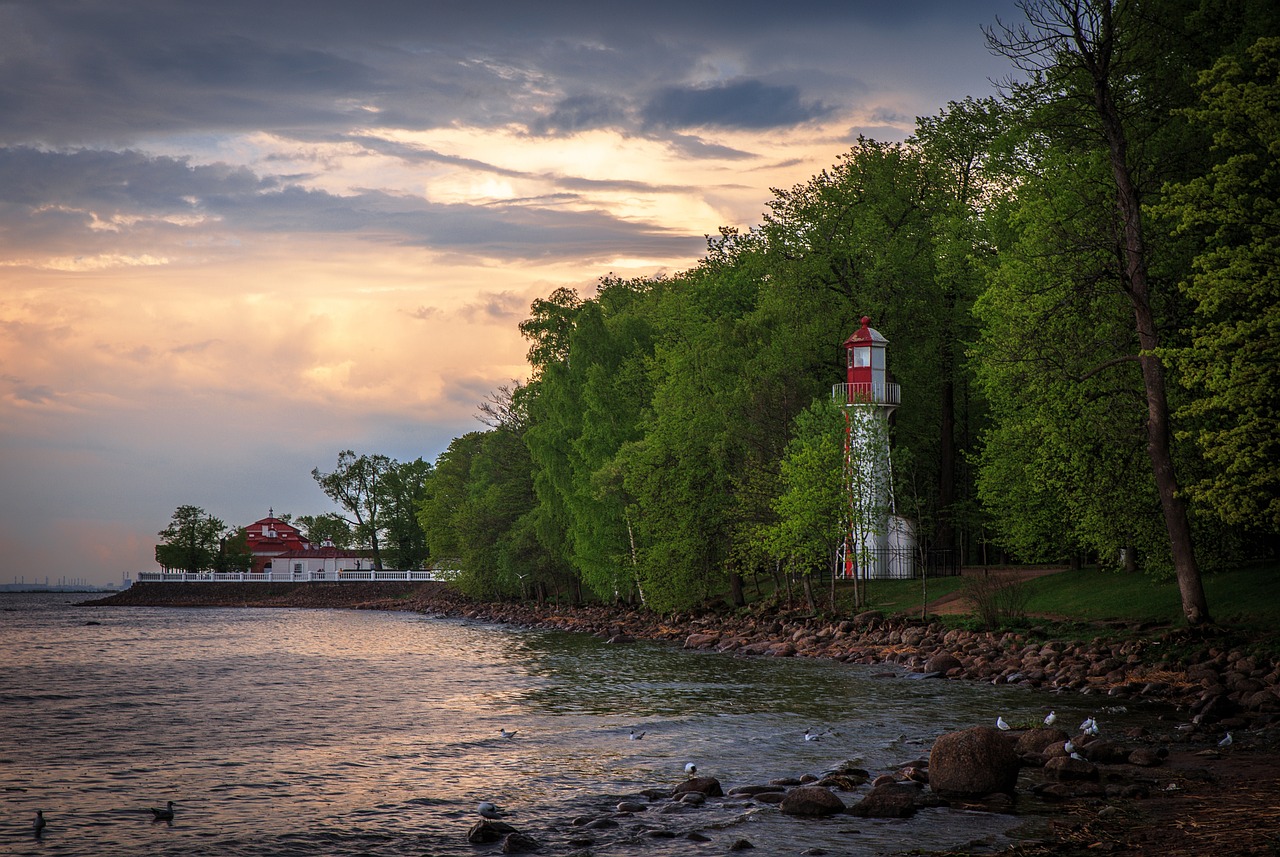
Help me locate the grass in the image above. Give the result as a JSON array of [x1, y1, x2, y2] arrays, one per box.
[[1016, 562, 1280, 629]]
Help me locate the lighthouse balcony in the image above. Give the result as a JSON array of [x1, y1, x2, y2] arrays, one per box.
[[832, 382, 900, 406]]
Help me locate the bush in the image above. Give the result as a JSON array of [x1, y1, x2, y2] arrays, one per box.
[[962, 570, 1029, 629]]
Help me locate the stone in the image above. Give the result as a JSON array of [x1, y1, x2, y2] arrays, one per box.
[[1127, 748, 1165, 767], [684, 632, 719, 649], [779, 786, 847, 817], [468, 820, 517, 843], [727, 785, 785, 796], [673, 776, 722, 797], [501, 831, 540, 853], [1044, 755, 1099, 781], [926, 653, 963, 673], [729, 839, 755, 850], [1016, 727, 1070, 755], [847, 783, 919, 818], [615, 801, 646, 813], [928, 726, 1020, 797]]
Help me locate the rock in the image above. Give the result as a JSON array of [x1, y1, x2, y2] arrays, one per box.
[[678, 792, 705, 805], [606, 633, 635, 644], [684, 632, 719, 649], [1016, 727, 1070, 755], [468, 820, 517, 843], [928, 726, 1020, 797], [1044, 755, 1099, 781], [926, 653, 962, 673], [847, 783, 918, 818], [729, 839, 755, 850], [673, 776, 723, 797], [615, 801, 646, 813], [752, 791, 785, 804], [779, 786, 847, 817], [1127, 747, 1165, 767], [501, 831, 540, 853], [727, 785, 785, 796]]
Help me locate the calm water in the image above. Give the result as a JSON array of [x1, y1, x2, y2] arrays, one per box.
[[0, 593, 1154, 855]]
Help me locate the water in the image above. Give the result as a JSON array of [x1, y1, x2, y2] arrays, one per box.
[[0, 593, 1155, 855]]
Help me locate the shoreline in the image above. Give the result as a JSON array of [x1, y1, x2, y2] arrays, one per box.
[[88, 581, 1280, 855]]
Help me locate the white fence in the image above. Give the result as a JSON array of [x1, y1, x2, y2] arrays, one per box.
[[136, 569, 446, 583]]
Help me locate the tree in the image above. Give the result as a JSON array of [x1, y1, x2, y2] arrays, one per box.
[[986, 0, 1210, 623], [312, 450, 394, 569], [1161, 37, 1280, 532], [380, 457, 432, 570], [155, 505, 228, 572], [767, 399, 849, 612], [294, 512, 354, 548], [212, 527, 253, 574]]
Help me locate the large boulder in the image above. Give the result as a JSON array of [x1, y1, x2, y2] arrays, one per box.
[[928, 726, 1020, 797], [779, 786, 846, 817], [926, 653, 963, 674]]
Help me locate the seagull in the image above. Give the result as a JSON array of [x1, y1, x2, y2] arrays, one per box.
[[33, 811, 45, 837], [1070, 752, 1085, 761], [1044, 711, 1057, 726], [629, 729, 645, 740], [1064, 739, 1075, 753], [804, 729, 822, 742], [1219, 732, 1233, 748], [478, 801, 503, 819], [1080, 717, 1098, 735], [498, 729, 518, 739], [684, 762, 697, 776], [150, 801, 175, 821], [996, 716, 1011, 731]]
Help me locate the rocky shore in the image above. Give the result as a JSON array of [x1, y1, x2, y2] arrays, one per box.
[[90, 581, 1280, 855]]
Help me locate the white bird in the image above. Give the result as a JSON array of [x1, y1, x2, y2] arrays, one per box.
[[499, 729, 518, 739], [684, 762, 697, 776], [150, 801, 175, 821], [1079, 716, 1099, 735], [804, 729, 822, 741], [1219, 732, 1233, 748], [33, 811, 45, 837], [1070, 752, 1085, 761], [477, 801, 503, 819], [1044, 711, 1057, 726], [1064, 739, 1075, 753], [629, 729, 645, 740], [996, 716, 1011, 731]]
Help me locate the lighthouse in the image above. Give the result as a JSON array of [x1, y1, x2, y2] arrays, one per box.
[[833, 317, 913, 579]]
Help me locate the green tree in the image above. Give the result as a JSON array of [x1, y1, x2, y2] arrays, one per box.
[[312, 450, 394, 569], [294, 512, 354, 548], [155, 505, 227, 572], [212, 527, 253, 574], [1161, 36, 1280, 532], [381, 457, 432, 570], [767, 399, 849, 612], [985, 0, 1212, 622]]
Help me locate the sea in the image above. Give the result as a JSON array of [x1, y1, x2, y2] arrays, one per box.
[[0, 592, 1158, 856]]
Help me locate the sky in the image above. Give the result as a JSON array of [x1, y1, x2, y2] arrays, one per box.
[[0, 0, 1021, 586]]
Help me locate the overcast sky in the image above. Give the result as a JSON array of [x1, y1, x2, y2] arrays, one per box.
[[0, 0, 1020, 586]]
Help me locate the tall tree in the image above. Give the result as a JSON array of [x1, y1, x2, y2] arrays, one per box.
[[155, 505, 228, 573], [1160, 36, 1280, 533], [312, 450, 394, 569], [986, 0, 1210, 623]]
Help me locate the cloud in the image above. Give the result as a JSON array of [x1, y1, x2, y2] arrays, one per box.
[[642, 80, 833, 130]]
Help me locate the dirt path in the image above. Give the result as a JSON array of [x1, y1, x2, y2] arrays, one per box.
[[924, 566, 1070, 616]]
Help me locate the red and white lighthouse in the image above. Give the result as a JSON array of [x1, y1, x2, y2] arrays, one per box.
[[833, 317, 912, 579]]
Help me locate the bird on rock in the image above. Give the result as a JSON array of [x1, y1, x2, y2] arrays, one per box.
[[1219, 732, 1233, 748], [150, 801, 175, 822], [629, 729, 645, 740], [1044, 711, 1057, 726], [996, 716, 1011, 731], [684, 762, 697, 776], [478, 801, 503, 819], [499, 729, 518, 739]]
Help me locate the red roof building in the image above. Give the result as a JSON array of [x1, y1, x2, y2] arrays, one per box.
[[245, 510, 311, 574]]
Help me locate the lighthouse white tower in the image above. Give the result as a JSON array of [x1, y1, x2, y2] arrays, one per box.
[[833, 317, 914, 579]]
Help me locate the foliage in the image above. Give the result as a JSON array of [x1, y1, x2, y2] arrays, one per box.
[[294, 512, 354, 548], [156, 505, 233, 573], [1161, 36, 1280, 532]]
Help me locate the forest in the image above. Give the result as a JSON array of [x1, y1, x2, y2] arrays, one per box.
[[211, 1, 1275, 626]]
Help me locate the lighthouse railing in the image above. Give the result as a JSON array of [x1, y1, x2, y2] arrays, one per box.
[[832, 382, 900, 406]]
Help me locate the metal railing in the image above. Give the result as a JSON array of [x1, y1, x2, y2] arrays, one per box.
[[136, 569, 445, 583], [831, 382, 901, 406]]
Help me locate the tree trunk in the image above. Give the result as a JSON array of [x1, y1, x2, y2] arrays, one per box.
[[1084, 9, 1210, 624], [728, 571, 745, 607]]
